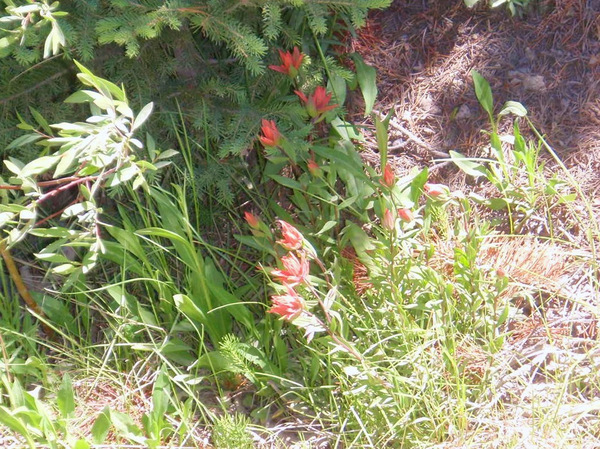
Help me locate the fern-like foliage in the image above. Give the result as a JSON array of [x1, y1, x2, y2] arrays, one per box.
[[0, 0, 391, 203]]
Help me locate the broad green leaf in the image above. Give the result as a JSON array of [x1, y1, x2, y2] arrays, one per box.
[[327, 75, 347, 108], [450, 151, 487, 178], [73, 439, 91, 449], [331, 117, 364, 142], [499, 101, 527, 117], [352, 53, 377, 116], [34, 252, 71, 263], [6, 133, 43, 151], [0, 36, 16, 58], [29, 227, 72, 238], [374, 111, 392, 167], [472, 70, 494, 117], [64, 90, 102, 104], [268, 175, 303, 190], [20, 156, 60, 177], [0, 406, 35, 448], [28, 107, 52, 135], [156, 149, 179, 160], [173, 294, 207, 324], [52, 263, 77, 275], [91, 407, 111, 444], [110, 410, 145, 442], [57, 373, 75, 418], [54, 147, 79, 177], [464, 0, 482, 7], [316, 220, 337, 235]]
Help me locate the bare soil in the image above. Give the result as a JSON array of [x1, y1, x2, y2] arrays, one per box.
[[354, 0, 600, 190]]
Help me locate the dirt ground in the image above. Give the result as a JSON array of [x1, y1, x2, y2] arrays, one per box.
[[353, 0, 600, 191]]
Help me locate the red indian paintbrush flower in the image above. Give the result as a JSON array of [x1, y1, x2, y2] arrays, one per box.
[[424, 183, 449, 198], [397, 208, 414, 223], [268, 286, 305, 321], [259, 119, 282, 148], [244, 212, 260, 229], [382, 208, 395, 231], [307, 158, 321, 177], [381, 164, 395, 188], [277, 220, 303, 250], [271, 252, 309, 287], [269, 47, 304, 78], [295, 86, 337, 118]]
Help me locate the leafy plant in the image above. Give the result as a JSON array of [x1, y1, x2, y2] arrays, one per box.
[[0, 62, 174, 332], [450, 70, 574, 234]]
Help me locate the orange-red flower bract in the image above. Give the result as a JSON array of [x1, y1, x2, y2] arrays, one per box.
[[381, 164, 395, 188], [244, 212, 260, 229], [271, 252, 309, 287], [383, 208, 395, 231], [277, 220, 303, 250], [307, 158, 321, 176], [398, 208, 414, 222], [295, 86, 337, 118], [424, 183, 449, 198], [259, 119, 282, 148], [269, 47, 304, 77], [268, 286, 305, 321]]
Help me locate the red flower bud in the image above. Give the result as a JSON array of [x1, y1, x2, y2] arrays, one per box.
[[259, 119, 283, 148], [397, 208, 414, 222], [295, 86, 337, 118], [381, 164, 395, 188], [277, 220, 303, 251], [268, 286, 305, 321], [269, 47, 304, 78], [424, 183, 449, 198], [271, 252, 310, 287], [244, 212, 260, 229], [382, 208, 395, 231]]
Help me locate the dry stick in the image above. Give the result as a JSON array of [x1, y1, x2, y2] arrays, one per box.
[[0, 240, 55, 339], [373, 109, 449, 159]]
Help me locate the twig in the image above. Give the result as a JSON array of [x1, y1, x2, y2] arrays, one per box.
[[0, 240, 55, 339], [374, 109, 449, 158]]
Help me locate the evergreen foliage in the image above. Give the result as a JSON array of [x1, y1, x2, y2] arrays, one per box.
[[0, 0, 390, 202]]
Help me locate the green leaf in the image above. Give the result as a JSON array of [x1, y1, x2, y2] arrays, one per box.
[[374, 111, 392, 167], [6, 133, 43, 151], [316, 220, 337, 235], [173, 293, 207, 324], [20, 156, 60, 177], [72, 439, 91, 449], [327, 75, 347, 108], [91, 407, 111, 444], [34, 252, 71, 263], [111, 410, 145, 442], [132, 102, 154, 131], [52, 263, 78, 275], [499, 101, 527, 117], [54, 149, 79, 178], [450, 151, 487, 178], [331, 117, 364, 142], [28, 107, 53, 135], [0, 406, 35, 448], [464, 0, 482, 7], [471, 70, 494, 117], [268, 175, 303, 190], [29, 227, 71, 238], [57, 373, 75, 418], [352, 53, 377, 116], [0, 36, 15, 58]]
